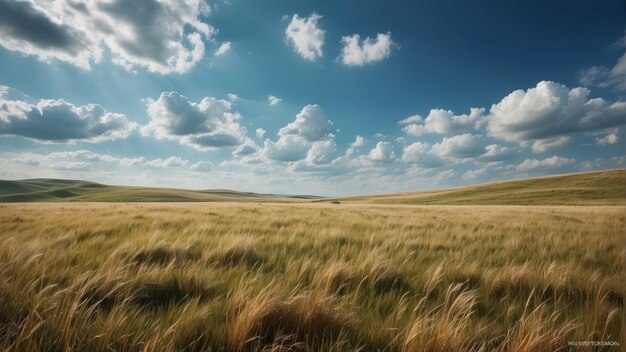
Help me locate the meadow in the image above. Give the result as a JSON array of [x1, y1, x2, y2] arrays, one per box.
[[0, 202, 623, 351]]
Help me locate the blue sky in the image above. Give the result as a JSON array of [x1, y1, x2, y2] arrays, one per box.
[[0, 0, 624, 196]]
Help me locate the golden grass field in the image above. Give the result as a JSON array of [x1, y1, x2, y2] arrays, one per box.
[[0, 202, 623, 351]]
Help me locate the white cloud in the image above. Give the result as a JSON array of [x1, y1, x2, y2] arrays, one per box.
[[596, 133, 619, 146], [227, 93, 238, 102], [11, 156, 41, 166], [214, 41, 231, 56], [0, 85, 136, 143], [351, 135, 365, 148], [142, 91, 247, 150], [50, 161, 90, 171], [516, 156, 575, 171], [478, 144, 515, 162], [268, 95, 281, 106], [578, 66, 611, 87], [231, 105, 337, 165], [367, 141, 396, 163], [306, 139, 339, 165], [578, 37, 626, 91], [610, 52, 626, 90], [0, 0, 214, 74], [6, 150, 208, 171], [345, 135, 365, 157], [580, 158, 607, 171], [263, 134, 309, 162], [399, 115, 422, 125], [48, 150, 115, 162], [285, 13, 324, 61], [462, 165, 492, 180], [146, 156, 189, 168], [340, 32, 393, 66], [488, 81, 626, 142], [278, 104, 334, 142], [401, 135, 513, 166], [190, 161, 212, 172], [401, 108, 485, 136], [530, 136, 572, 153], [119, 157, 145, 166], [432, 133, 485, 159], [401, 142, 442, 167], [233, 140, 258, 157], [244, 104, 350, 169]]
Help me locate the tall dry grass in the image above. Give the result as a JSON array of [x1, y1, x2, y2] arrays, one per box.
[[0, 202, 623, 351]]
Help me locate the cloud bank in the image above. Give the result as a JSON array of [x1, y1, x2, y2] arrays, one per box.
[[0, 0, 213, 73]]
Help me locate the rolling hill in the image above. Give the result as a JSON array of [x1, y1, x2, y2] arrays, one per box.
[[0, 169, 624, 204], [0, 179, 317, 202], [331, 169, 626, 205]]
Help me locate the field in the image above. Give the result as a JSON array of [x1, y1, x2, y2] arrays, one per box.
[[0, 202, 623, 351], [334, 169, 626, 205]]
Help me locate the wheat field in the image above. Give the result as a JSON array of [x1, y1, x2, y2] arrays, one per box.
[[0, 202, 623, 351]]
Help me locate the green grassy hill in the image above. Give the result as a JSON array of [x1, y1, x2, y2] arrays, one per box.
[[332, 169, 626, 205], [0, 179, 317, 202], [1, 169, 624, 204]]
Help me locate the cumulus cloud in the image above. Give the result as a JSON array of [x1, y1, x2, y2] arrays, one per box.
[[401, 134, 513, 166], [48, 150, 115, 161], [50, 161, 90, 171], [0, 0, 214, 73], [255, 128, 266, 138], [263, 134, 309, 162], [401, 142, 442, 167], [478, 144, 515, 162], [516, 156, 575, 171], [399, 115, 422, 125], [340, 32, 393, 66], [366, 141, 396, 163], [119, 157, 145, 166], [431, 133, 486, 159], [487, 81, 626, 142], [401, 108, 485, 136], [304, 139, 338, 165], [277, 104, 333, 142], [214, 41, 231, 56], [227, 93, 238, 102], [351, 135, 365, 148], [0, 86, 136, 143], [11, 155, 41, 166], [247, 104, 341, 166], [190, 161, 212, 171], [268, 95, 281, 106], [285, 13, 324, 61], [462, 163, 498, 180], [4, 150, 203, 172], [142, 91, 247, 150], [233, 140, 258, 157], [146, 156, 188, 168], [530, 136, 572, 153], [596, 133, 619, 146], [344, 135, 365, 157]]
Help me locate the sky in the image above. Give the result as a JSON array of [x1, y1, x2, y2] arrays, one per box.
[[0, 0, 624, 196]]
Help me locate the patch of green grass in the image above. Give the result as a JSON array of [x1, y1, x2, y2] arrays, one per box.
[[335, 169, 626, 205]]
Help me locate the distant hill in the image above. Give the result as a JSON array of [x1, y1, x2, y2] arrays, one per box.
[[1, 169, 624, 204], [0, 179, 318, 202], [330, 169, 626, 205]]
